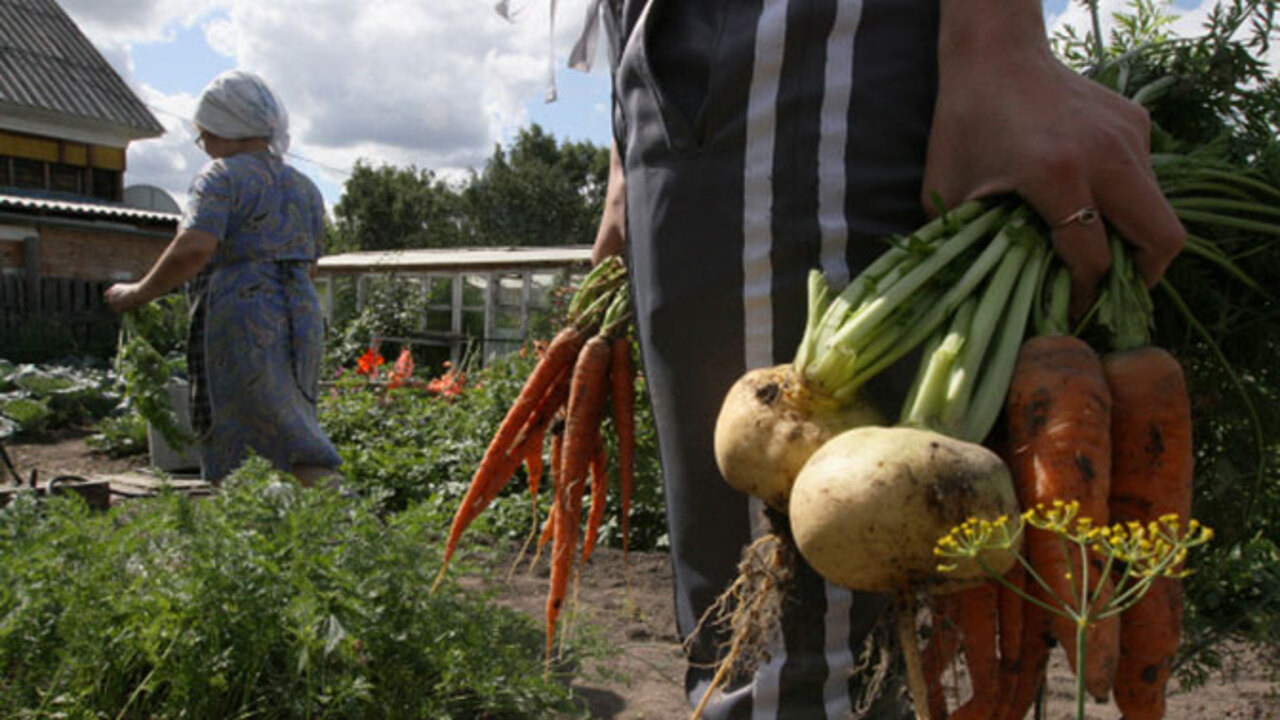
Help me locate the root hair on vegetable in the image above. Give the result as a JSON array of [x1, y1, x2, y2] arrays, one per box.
[[687, 510, 798, 719]]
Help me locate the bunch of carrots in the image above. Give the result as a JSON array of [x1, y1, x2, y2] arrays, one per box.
[[429, 256, 636, 668], [922, 242, 1195, 720]]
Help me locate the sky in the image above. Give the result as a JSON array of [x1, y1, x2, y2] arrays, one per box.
[[58, 0, 1231, 211]]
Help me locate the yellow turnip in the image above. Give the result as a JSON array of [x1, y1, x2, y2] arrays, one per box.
[[789, 425, 1020, 594], [713, 364, 883, 510]]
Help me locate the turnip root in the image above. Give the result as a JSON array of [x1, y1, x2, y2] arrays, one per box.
[[691, 203, 1031, 719], [714, 364, 883, 510], [783, 231, 1046, 720], [789, 425, 1021, 595]]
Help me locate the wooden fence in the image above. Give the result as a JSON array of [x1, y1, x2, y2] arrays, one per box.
[[0, 272, 119, 359]]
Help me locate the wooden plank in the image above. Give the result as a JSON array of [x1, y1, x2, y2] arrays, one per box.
[[0, 479, 112, 510], [23, 236, 40, 313], [96, 470, 210, 492]]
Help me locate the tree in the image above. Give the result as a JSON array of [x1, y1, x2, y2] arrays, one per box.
[[329, 126, 610, 253], [330, 161, 462, 252], [460, 125, 611, 247]]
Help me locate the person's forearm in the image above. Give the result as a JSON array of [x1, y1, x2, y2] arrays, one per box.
[[938, 0, 1049, 69], [591, 140, 627, 264], [134, 230, 217, 303]]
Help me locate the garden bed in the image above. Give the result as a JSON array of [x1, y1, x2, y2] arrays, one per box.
[[7, 433, 1278, 719]]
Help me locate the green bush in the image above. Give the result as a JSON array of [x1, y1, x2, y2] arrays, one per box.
[[324, 275, 430, 376], [0, 360, 122, 438], [0, 395, 51, 434], [0, 457, 582, 719], [320, 347, 668, 551], [87, 412, 149, 457]]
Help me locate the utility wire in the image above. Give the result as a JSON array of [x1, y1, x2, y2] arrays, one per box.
[[144, 101, 353, 178]]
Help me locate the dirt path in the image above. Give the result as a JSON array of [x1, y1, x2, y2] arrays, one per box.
[[489, 544, 1279, 720], [8, 434, 1279, 719]]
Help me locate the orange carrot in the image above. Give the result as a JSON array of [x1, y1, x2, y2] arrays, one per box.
[[507, 424, 552, 580], [546, 335, 613, 662], [996, 564, 1027, 700], [610, 334, 636, 563], [1104, 347, 1194, 720], [994, 434, 1029, 710], [536, 502, 558, 557], [525, 427, 547, 502], [922, 594, 961, 719], [581, 440, 610, 563], [1005, 334, 1119, 700], [999, 600, 1053, 720], [433, 362, 572, 592], [530, 418, 566, 570], [949, 582, 1002, 720], [484, 325, 581, 461]]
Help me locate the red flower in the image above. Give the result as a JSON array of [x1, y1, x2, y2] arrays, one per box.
[[356, 346, 385, 377], [388, 348, 415, 389], [427, 368, 466, 398]]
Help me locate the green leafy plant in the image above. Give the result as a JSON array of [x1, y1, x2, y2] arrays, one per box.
[[0, 457, 585, 718], [0, 361, 119, 437], [1055, 0, 1280, 672], [86, 412, 149, 457], [114, 295, 192, 452], [319, 348, 668, 552]]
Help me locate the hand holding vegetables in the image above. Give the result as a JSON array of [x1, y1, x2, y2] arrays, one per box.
[[700, 140, 1277, 717], [925, 0, 1185, 317]]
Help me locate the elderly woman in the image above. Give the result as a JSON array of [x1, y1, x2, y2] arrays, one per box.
[[105, 70, 341, 485]]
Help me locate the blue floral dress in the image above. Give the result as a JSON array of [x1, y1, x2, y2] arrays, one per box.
[[180, 151, 341, 480]]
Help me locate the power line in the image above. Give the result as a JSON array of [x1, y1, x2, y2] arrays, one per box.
[[144, 101, 352, 178]]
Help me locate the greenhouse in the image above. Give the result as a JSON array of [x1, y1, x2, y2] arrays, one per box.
[[315, 245, 593, 365]]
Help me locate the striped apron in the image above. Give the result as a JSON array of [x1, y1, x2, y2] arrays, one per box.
[[604, 1, 939, 717]]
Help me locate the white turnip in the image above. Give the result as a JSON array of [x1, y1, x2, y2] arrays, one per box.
[[711, 202, 1011, 510], [789, 425, 1019, 594], [714, 364, 882, 510]]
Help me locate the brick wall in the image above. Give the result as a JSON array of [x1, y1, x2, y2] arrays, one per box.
[[39, 225, 171, 281]]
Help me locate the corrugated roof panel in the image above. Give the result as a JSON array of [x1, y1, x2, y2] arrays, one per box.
[[0, 191, 181, 223], [0, 0, 164, 137]]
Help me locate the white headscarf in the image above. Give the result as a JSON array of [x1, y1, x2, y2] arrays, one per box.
[[194, 70, 291, 157]]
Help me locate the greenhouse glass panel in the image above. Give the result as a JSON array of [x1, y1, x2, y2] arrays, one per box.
[[462, 309, 485, 338], [426, 276, 454, 306], [494, 306, 522, 334], [462, 275, 487, 307], [496, 273, 524, 307], [425, 311, 453, 333], [529, 273, 557, 307]]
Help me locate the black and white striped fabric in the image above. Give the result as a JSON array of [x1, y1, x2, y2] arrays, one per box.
[[605, 1, 939, 717]]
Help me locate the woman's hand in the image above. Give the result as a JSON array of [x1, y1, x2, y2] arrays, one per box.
[[101, 229, 217, 314], [104, 282, 147, 313], [924, 2, 1185, 317]]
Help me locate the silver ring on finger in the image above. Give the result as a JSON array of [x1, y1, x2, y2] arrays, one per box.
[[1054, 206, 1100, 229]]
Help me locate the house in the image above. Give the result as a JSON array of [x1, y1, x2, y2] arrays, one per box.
[[0, 0, 177, 359]]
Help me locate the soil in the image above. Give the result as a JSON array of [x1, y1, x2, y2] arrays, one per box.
[[5, 433, 1279, 720]]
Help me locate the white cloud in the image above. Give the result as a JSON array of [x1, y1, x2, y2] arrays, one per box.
[[56, 0, 603, 204], [124, 87, 206, 209], [58, 0, 220, 68]]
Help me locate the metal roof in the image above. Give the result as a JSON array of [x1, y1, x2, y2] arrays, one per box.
[[0, 191, 180, 223], [317, 245, 593, 275], [0, 0, 164, 138]]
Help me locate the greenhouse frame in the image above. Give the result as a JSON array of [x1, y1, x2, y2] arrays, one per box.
[[315, 245, 593, 366]]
